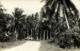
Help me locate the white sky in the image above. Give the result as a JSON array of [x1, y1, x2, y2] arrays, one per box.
[[71, 0, 80, 13], [0, 0, 80, 15], [0, 0, 45, 15]]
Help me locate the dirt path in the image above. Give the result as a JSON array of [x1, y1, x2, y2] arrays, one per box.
[[2, 41, 41, 51], [1, 40, 80, 51]]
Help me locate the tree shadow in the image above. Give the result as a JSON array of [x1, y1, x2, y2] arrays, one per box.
[[39, 41, 63, 51]]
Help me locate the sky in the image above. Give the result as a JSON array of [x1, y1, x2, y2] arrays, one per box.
[[0, 0, 80, 15], [0, 0, 45, 15]]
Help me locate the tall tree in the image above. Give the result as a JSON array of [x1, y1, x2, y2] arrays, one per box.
[[41, 0, 79, 30], [0, 4, 13, 41], [12, 8, 26, 40]]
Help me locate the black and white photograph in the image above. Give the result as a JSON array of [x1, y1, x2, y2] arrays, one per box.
[[0, 0, 80, 51]]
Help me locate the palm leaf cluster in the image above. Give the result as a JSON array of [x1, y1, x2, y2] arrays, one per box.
[[0, 5, 40, 41], [41, 0, 80, 48], [0, 0, 80, 48]]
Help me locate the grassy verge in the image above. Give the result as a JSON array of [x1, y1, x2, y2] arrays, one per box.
[[40, 41, 80, 51], [0, 40, 27, 50]]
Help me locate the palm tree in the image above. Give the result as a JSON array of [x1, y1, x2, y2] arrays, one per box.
[[41, 0, 80, 47], [0, 4, 14, 41], [0, 4, 8, 41], [40, 0, 79, 42], [41, 0, 79, 30], [26, 14, 36, 39], [12, 8, 26, 40]]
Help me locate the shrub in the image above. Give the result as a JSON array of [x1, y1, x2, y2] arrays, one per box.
[[49, 29, 80, 49]]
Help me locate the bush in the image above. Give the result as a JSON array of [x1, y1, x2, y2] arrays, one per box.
[[49, 29, 80, 49], [0, 33, 14, 42]]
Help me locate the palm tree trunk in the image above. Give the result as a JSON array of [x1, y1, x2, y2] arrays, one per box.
[[40, 31, 42, 40], [50, 31, 52, 39], [27, 28, 29, 38], [47, 30, 49, 40], [62, 0, 70, 29], [31, 29, 32, 38], [15, 30, 18, 41], [36, 30, 38, 40], [64, 14, 70, 29], [43, 30, 46, 40]]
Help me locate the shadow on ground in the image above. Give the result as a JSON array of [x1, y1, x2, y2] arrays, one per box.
[[39, 41, 63, 51], [39, 41, 80, 51]]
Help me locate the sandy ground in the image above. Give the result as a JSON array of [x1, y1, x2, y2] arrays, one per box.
[[1, 40, 80, 51], [2, 41, 41, 51]]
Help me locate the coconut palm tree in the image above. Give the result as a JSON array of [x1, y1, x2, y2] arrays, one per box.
[[5, 13, 19, 41], [41, 0, 80, 47], [12, 8, 26, 40], [0, 4, 8, 41], [40, 0, 79, 42], [41, 0, 79, 30]]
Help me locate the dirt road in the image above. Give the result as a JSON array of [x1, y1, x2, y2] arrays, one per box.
[[2, 41, 41, 51], [2, 40, 80, 51]]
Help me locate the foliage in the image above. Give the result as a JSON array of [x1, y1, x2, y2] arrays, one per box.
[[41, 0, 80, 48], [0, 1, 80, 49]]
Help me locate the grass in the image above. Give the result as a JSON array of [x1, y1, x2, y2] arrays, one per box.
[[39, 41, 80, 51], [0, 40, 27, 50]]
